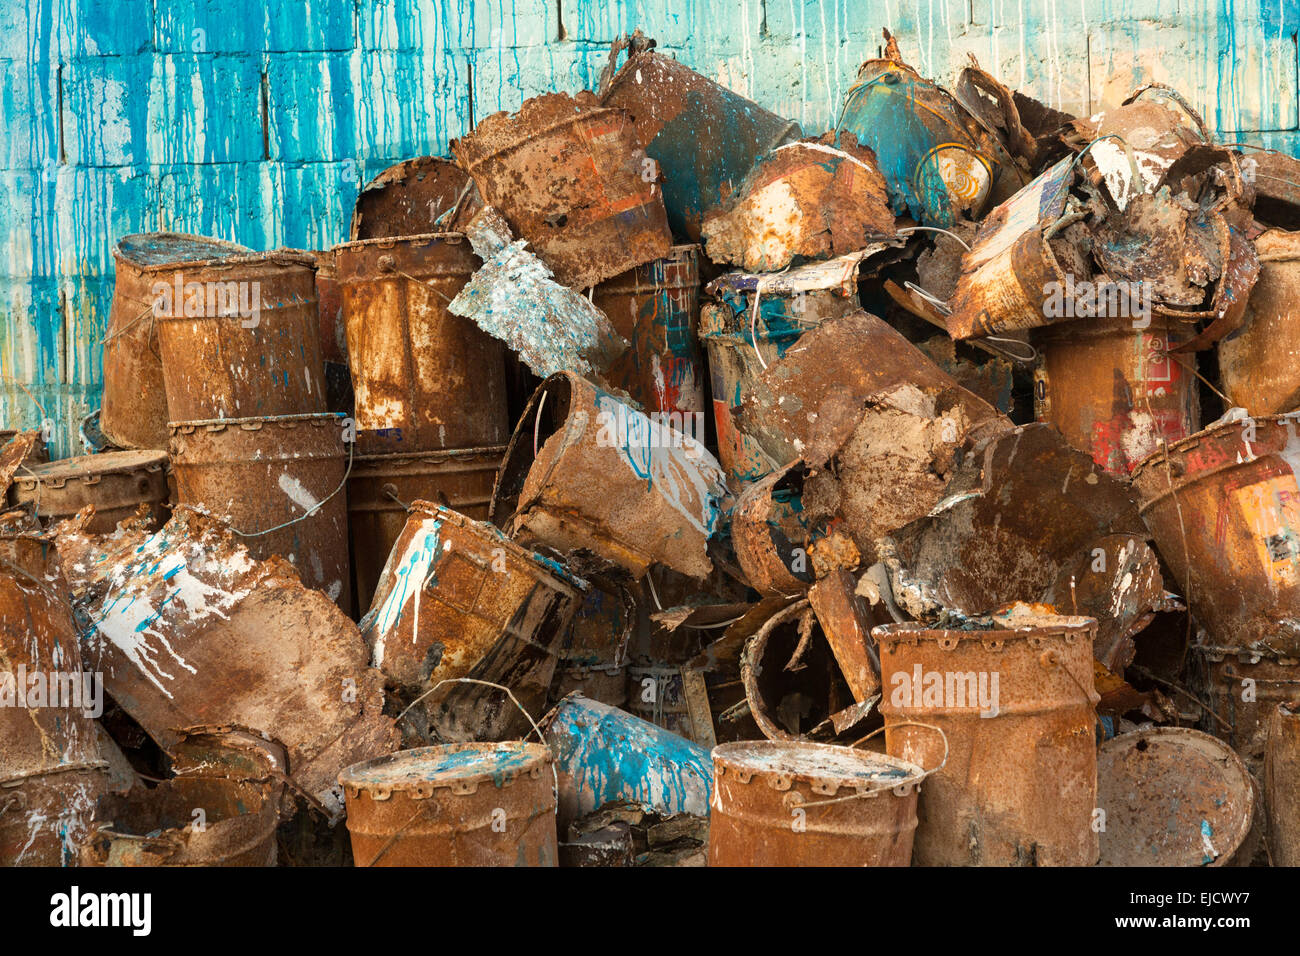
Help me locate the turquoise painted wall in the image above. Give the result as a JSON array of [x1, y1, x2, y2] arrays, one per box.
[[1, 0, 1296, 457]]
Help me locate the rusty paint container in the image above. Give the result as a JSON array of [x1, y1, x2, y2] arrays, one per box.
[[168, 413, 350, 611], [1220, 228, 1300, 416], [452, 91, 672, 290], [1097, 727, 1255, 866], [9, 449, 170, 534], [334, 233, 509, 455], [347, 445, 505, 612], [0, 534, 108, 866], [153, 248, 327, 423], [362, 501, 582, 740], [490, 372, 730, 581], [598, 44, 802, 242], [875, 612, 1100, 866], [351, 156, 481, 240], [542, 694, 712, 834], [1131, 413, 1300, 657], [79, 728, 285, 867], [1265, 702, 1300, 866], [338, 742, 557, 867], [1197, 645, 1300, 770], [101, 233, 253, 449], [591, 244, 706, 415], [709, 740, 924, 866], [1033, 316, 1200, 474]]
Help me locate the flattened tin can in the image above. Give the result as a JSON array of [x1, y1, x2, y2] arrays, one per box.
[[348, 445, 505, 612], [875, 611, 1100, 866], [10, 449, 170, 534], [101, 233, 253, 449], [709, 740, 924, 866], [153, 248, 327, 423], [592, 244, 706, 416], [334, 233, 509, 455], [338, 742, 557, 867], [168, 413, 351, 611], [452, 91, 672, 290], [599, 42, 802, 242]]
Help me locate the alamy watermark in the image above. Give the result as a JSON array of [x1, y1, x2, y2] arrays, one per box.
[[889, 665, 1000, 717], [152, 273, 261, 328], [0, 666, 103, 718], [595, 403, 707, 457], [1043, 274, 1152, 328]]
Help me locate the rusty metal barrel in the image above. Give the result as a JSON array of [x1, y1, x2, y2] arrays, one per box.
[[333, 233, 509, 456], [1032, 316, 1200, 474], [168, 413, 351, 612], [1266, 702, 1300, 866], [709, 740, 925, 866], [9, 449, 170, 534], [347, 445, 505, 611], [1197, 645, 1300, 771], [874, 612, 1100, 866], [598, 42, 802, 242], [451, 91, 672, 290], [0, 533, 108, 865], [1220, 228, 1300, 416], [362, 501, 582, 741], [153, 248, 326, 423], [101, 233, 253, 449], [1131, 413, 1300, 657], [338, 742, 557, 867], [591, 244, 705, 416]]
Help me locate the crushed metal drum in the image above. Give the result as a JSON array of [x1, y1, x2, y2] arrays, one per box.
[[9, 449, 170, 534], [451, 91, 672, 290], [709, 740, 925, 867], [1096, 727, 1255, 867], [350, 156, 482, 240], [875, 609, 1100, 866], [1220, 228, 1300, 416], [347, 445, 505, 611], [101, 233, 253, 449], [153, 248, 327, 423], [1197, 645, 1300, 769], [491, 371, 730, 581], [338, 742, 556, 867], [1265, 702, 1300, 866], [169, 413, 351, 611], [334, 232, 509, 455]]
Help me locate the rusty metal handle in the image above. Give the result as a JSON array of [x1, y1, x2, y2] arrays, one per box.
[[851, 719, 950, 778]]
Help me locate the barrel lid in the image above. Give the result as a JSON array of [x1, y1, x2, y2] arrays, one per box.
[[15, 449, 168, 483], [338, 742, 552, 798], [115, 232, 252, 268], [712, 740, 924, 794]]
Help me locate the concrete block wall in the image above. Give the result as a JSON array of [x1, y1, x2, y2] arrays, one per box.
[[1, 0, 1296, 457]]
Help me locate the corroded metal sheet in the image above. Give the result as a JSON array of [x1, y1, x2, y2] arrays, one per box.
[[807, 569, 884, 702], [876, 609, 1100, 866], [1097, 727, 1255, 867], [709, 740, 923, 866], [339, 743, 556, 867], [731, 461, 815, 596], [452, 91, 672, 290]]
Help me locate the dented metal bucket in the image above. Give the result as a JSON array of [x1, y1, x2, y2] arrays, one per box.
[[875, 612, 1100, 866], [1033, 316, 1200, 474], [347, 445, 505, 611], [451, 91, 672, 290], [0, 533, 108, 866], [153, 249, 327, 423], [1097, 727, 1255, 867], [598, 42, 802, 242], [1131, 413, 1300, 656], [1220, 228, 1300, 416], [9, 449, 170, 534], [339, 742, 557, 867], [169, 413, 351, 611], [1197, 645, 1300, 770], [709, 740, 924, 866], [334, 233, 509, 455], [490, 372, 730, 581], [591, 244, 706, 416], [361, 501, 581, 741], [1265, 702, 1300, 866], [101, 233, 253, 449]]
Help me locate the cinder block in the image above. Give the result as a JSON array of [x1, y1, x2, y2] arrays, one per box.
[[53, 164, 153, 278], [268, 52, 361, 162], [274, 161, 360, 251], [0, 58, 60, 171], [560, 0, 691, 47], [0, 169, 59, 278], [355, 51, 469, 159], [468, 42, 606, 118], [62, 272, 114, 387], [145, 54, 266, 165], [61, 54, 155, 167], [0, 0, 151, 60], [155, 0, 354, 53], [150, 161, 278, 252], [358, 0, 471, 52], [0, 276, 64, 384]]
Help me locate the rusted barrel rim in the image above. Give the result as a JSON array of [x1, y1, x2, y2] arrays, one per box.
[[454, 103, 629, 171], [113, 232, 253, 272], [1194, 643, 1300, 663], [741, 599, 815, 743], [1033, 314, 1196, 342], [1130, 411, 1300, 501], [168, 412, 347, 433], [712, 739, 926, 797], [13, 450, 169, 488], [351, 445, 506, 468], [337, 742, 554, 801], [117, 236, 316, 274], [331, 231, 469, 254], [598, 244, 700, 294], [871, 616, 1098, 649]]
